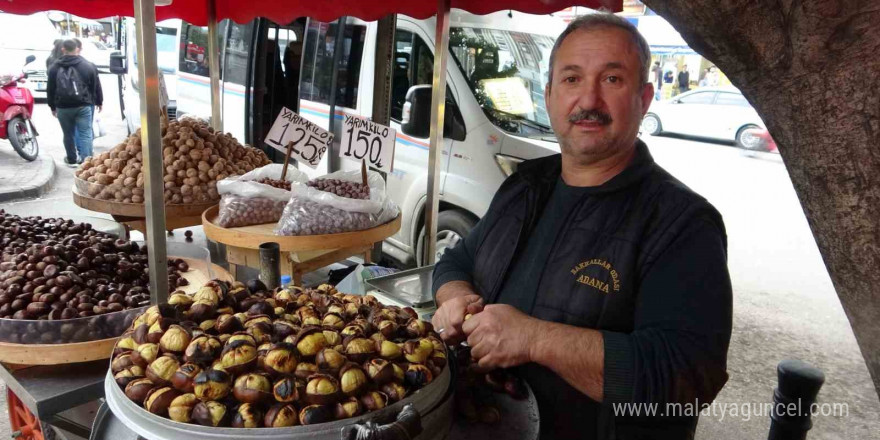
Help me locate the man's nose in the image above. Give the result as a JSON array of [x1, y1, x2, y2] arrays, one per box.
[[575, 81, 603, 112]]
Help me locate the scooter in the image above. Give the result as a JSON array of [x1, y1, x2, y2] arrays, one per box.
[[0, 55, 39, 161]]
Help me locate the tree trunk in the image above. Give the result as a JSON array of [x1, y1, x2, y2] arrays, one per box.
[[641, 0, 880, 397]]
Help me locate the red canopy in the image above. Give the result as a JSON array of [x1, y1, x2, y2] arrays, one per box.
[[1, 0, 621, 25]]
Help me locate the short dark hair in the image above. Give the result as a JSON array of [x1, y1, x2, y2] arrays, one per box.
[[547, 13, 651, 88], [61, 39, 78, 53], [73, 38, 82, 49]]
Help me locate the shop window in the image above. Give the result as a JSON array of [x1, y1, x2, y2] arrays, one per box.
[[300, 20, 366, 109]]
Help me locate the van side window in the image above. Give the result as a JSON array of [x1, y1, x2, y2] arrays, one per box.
[[300, 20, 366, 109], [391, 29, 435, 121], [179, 23, 211, 76], [224, 22, 254, 86]]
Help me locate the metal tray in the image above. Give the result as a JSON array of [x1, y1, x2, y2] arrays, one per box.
[[366, 265, 435, 309]]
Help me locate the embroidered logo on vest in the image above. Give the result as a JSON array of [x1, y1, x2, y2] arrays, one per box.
[[571, 258, 620, 294]]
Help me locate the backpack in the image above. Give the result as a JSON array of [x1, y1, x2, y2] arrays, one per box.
[[55, 64, 91, 107]]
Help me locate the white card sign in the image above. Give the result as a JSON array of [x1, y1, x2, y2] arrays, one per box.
[[340, 115, 396, 172], [264, 107, 334, 169]]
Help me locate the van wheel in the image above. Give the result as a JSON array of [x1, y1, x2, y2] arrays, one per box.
[[416, 210, 477, 266]]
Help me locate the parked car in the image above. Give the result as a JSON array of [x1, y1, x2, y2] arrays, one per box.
[[80, 39, 111, 72], [640, 86, 767, 149], [739, 126, 778, 153]]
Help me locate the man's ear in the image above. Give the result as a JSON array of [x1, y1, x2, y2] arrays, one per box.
[[639, 82, 654, 115], [544, 83, 552, 114]]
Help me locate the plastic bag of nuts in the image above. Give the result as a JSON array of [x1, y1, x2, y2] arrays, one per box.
[[274, 170, 399, 236], [216, 165, 308, 228]]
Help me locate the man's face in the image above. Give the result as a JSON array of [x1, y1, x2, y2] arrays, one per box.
[[545, 27, 653, 164]]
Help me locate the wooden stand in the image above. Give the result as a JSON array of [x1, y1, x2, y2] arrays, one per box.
[[72, 188, 216, 237], [202, 205, 401, 285]]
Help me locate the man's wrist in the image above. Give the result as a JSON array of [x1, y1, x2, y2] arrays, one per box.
[[526, 318, 550, 364], [435, 280, 474, 306]]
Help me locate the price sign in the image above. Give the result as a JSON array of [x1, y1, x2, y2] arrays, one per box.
[[339, 115, 396, 172], [264, 107, 334, 169]]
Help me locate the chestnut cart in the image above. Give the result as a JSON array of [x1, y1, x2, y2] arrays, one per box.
[[201, 206, 401, 286]]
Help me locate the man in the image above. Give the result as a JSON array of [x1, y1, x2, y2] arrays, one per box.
[[47, 39, 103, 166], [678, 65, 691, 93], [432, 14, 732, 440]]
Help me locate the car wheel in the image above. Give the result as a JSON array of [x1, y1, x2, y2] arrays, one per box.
[[641, 113, 662, 136], [415, 210, 477, 266], [736, 124, 762, 150]]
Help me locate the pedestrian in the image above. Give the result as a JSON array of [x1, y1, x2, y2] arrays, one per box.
[[46, 39, 63, 70], [651, 60, 662, 100], [432, 13, 731, 440], [47, 39, 103, 166], [677, 64, 690, 93]]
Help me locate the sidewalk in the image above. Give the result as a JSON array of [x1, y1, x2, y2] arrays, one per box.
[[0, 143, 56, 203]]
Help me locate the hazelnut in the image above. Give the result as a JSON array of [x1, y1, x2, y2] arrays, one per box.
[[264, 404, 298, 427], [168, 393, 199, 423], [233, 373, 272, 404]]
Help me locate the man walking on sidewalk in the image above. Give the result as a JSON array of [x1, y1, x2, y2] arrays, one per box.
[[47, 39, 103, 166]]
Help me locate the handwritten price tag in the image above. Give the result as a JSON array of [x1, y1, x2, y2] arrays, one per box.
[[339, 115, 396, 172], [264, 107, 334, 169]]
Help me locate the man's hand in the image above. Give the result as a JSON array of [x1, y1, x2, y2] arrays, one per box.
[[51, 110, 57, 118], [462, 304, 541, 370], [97, 105, 103, 113], [432, 293, 483, 344]]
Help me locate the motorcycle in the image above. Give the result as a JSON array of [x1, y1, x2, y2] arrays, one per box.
[[0, 55, 39, 161]]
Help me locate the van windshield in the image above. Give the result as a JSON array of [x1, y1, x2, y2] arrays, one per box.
[[0, 14, 59, 51], [449, 27, 556, 139]]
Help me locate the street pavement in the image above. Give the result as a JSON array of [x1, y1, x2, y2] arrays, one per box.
[[1, 75, 879, 438]]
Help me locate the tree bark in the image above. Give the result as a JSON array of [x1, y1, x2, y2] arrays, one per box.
[[641, 0, 880, 397]]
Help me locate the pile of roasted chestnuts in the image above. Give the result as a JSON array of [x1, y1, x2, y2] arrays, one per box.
[[111, 279, 446, 428]]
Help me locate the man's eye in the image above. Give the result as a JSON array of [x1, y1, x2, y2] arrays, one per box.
[[563, 76, 578, 84], [606, 76, 620, 83]]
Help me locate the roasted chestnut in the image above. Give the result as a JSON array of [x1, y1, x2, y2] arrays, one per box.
[[219, 339, 258, 375], [159, 325, 192, 354], [168, 292, 194, 308], [364, 358, 395, 385], [263, 343, 298, 376], [233, 373, 272, 404], [232, 403, 263, 428], [403, 339, 433, 364], [315, 348, 346, 373], [131, 343, 159, 367], [114, 336, 139, 355], [272, 376, 301, 403], [295, 362, 319, 381], [322, 330, 342, 347], [377, 340, 402, 360], [305, 373, 341, 405], [264, 404, 298, 427], [214, 314, 241, 334], [189, 300, 217, 322], [322, 313, 345, 330], [299, 404, 333, 425], [404, 363, 433, 388], [168, 393, 199, 423], [343, 337, 376, 363], [124, 377, 155, 404], [192, 401, 230, 427], [146, 355, 181, 387], [359, 391, 388, 411], [114, 365, 145, 388], [377, 320, 398, 338], [184, 335, 222, 365], [171, 363, 202, 393], [295, 326, 326, 358], [193, 369, 232, 401], [381, 382, 408, 402], [273, 320, 298, 340], [112, 352, 136, 373], [405, 319, 432, 338], [334, 396, 363, 419], [144, 387, 181, 416], [339, 363, 368, 397]]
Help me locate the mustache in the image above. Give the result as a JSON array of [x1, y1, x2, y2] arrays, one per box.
[[568, 109, 612, 125]]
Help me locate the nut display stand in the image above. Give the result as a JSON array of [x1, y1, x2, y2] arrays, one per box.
[[202, 206, 401, 285], [0, 256, 233, 440], [72, 187, 217, 236]]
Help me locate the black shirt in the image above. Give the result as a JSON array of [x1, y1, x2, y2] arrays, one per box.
[[496, 177, 591, 313]]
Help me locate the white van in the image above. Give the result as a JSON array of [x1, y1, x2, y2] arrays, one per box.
[[117, 10, 564, 266], [293, 10, 564, 264], [0, 12, 61, 100]]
